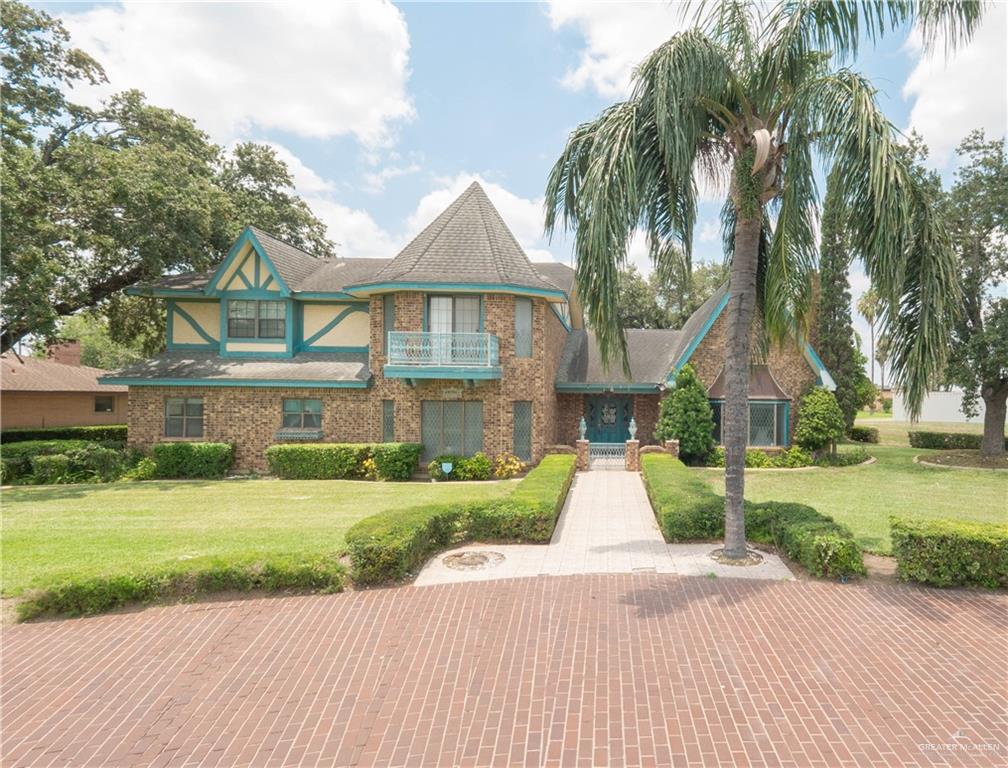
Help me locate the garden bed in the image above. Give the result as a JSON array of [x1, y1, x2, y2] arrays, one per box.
[[914, 451, 1008, 470]]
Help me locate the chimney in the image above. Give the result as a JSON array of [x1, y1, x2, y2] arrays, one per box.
[[47, 340, 82, 367]]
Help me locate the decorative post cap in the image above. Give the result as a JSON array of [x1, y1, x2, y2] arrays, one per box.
[[628, 416, 637, 440], [578, 416, 587, 440]]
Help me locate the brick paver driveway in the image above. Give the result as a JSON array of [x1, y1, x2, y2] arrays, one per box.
[[3, 576, 1005, 767]]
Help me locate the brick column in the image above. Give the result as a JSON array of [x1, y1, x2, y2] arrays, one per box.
[[625, 440, 640, 472], [664, 439, 680, 459], [576, 439, 589, 471]]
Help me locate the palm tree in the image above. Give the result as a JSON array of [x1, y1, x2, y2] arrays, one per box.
[[857, 288, 881, 386], [545, 1, 981, 559]]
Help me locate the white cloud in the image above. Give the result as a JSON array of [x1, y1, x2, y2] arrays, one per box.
[[364, 162, 422, 194], [698, 220, 720, 243], [60, 1, 414, 146], [903, 3, 1008, 167], [256, 142, 335, 195], [546, 1, 688, 96]]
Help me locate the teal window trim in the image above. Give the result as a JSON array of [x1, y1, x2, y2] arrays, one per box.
[[708, 398, 791, 447], [425, 294, 482, 334], [218, 297, 294, 357], [226, 298, 287, 340], [282, 397, 322, 429], [301, 304, 369, 349], [100, 376, 371, 389], [382, 295, 395, 352]]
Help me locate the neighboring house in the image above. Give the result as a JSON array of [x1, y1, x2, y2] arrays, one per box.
[[1, 342, 128, 429], [891, 388, 984, 423], [104, 182, 833, 470]]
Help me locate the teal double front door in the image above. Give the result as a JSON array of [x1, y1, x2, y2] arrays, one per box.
[[584, 395, 633, 443]]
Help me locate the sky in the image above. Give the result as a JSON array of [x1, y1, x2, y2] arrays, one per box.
[[44, 0, 1008, 377]]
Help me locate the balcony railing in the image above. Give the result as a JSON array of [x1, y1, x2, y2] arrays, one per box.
[[387, 331, 500, 368]]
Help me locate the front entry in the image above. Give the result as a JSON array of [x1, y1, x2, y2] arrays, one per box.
[[584, 395, 632, 443]]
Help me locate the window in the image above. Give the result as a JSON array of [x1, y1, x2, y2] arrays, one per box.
[[512, 401, 532, 461], [282, 398, 322, 429], [514, 298, 532, 358], [421, 400, 483, 459], [427, 295, 480, 334], [709, 400, 788, 447], [165, 397, 204, 438], [383, 295, 395, 350], [94, 395, 115, 413], [258, 301, 285, 338], [227, 300, 285, 339], [382, 400, 395, 442]]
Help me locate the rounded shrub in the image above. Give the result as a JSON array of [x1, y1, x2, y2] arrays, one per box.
[[494, 451, 525, 479], [795, 388, 846, 452], [653, 364, 715, 464]]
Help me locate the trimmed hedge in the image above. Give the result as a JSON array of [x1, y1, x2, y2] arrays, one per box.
[[848, 426, 879, 444], [1, 425, 127, 444], [345, 454, 576, 584], [428, 452, 493, 481], [890, 517, 1008, 588], [151, 442, 234, 478], [17, 553, 345, 621], [264, 442, 422, 480], [641, 453, 865, 578], [909, 431, 1008, 451], [1, 439, 130, 484], [642, 453, 725, 539]]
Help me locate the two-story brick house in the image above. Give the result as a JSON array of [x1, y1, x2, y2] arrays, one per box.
[[106, 182, 834, 470]]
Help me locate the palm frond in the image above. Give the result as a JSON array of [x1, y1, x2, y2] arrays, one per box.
[[794, 68, 958, 416]]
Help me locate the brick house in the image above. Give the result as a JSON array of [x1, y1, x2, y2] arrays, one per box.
[[105, 182, 834, 470], [2, 342, 128, 429]]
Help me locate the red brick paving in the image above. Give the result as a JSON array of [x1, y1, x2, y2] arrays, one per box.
[[2, 575, 1006, 767]]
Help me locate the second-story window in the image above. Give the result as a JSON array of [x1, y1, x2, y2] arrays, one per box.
[[228, 300, 285, 339], [514, 298, 532, 357], [428, 295, 480, 334]]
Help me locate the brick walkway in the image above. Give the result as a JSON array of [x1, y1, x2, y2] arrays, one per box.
[[416, 471, 792, 585], [2, 576, 1005, 767]]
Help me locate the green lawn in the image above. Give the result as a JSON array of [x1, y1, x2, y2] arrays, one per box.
[[2, 478, 513, 597], [703, 434, 1007, 554]]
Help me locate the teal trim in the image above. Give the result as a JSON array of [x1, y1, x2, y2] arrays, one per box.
[[254, 251, 261, 287], [305, 345, 369, 354], [422, 294, 428, 332], [549, 302, 572, 331], [100, 376, 370, 389], [228, 250, 254, 290], [126, 287, 207, 298], [171, 304, 217, 346], [803, 342, 836, 390], [205, 227, 291, 296], [294, 291, 358, 300], [783, 401, 791, 448], [667, 291, 731, 384], [166, 299, 174, 349], [302, 304, 369, 347], [220, 297, 294, 358], [261, 274, 274, 290], [167, 343, 215, 351], [349, 281, 567, 300], [555, 382, 659, 393], [479, 295, 484, 333], [383, 364, 502, 381]]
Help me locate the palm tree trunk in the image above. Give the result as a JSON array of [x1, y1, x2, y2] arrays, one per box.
[[869, 323, 875, 387], [723, 213, 760, 559]]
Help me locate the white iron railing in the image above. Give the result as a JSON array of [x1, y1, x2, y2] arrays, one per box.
[[387, 331, 500, 367], [588, 442, 626, 469]]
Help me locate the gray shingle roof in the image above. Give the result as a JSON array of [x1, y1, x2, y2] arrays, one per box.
[[532, 261, 575, 296], [555, 329, 682, 388], [354, 183, 564, 294], [247, 226, 323, 288], [103, 350, 370, 384]]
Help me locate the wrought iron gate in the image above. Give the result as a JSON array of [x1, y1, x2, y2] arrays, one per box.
[[588, 442, 625, 469]]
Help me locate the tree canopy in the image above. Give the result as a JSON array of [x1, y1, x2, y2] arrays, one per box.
[[0, 0, 334, 353]]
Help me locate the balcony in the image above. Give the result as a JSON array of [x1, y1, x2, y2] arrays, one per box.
[[384, 331, 502, 381]]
